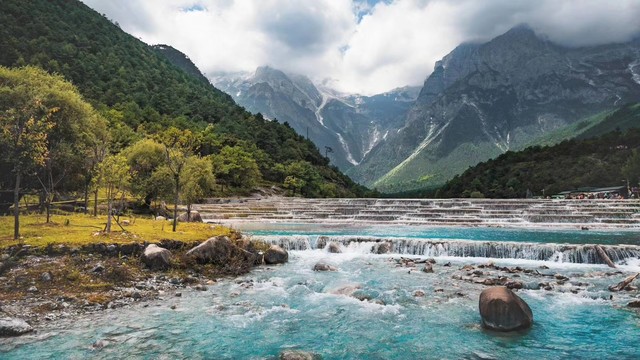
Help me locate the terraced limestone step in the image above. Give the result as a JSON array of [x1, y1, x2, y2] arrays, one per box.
[[193, 198, 640, 229]]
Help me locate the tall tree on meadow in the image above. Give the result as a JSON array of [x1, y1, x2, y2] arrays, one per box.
[[95, 154, 131, 233], [0, 66, 60, 239], [158, 127, 196, 232]]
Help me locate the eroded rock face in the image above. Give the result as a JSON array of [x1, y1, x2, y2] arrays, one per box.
[[0, 318, 33, 337], [186, 236, 237, 265], [264, 245, 288, 265], [479, 286, 533, 332], [141, 244, 172, 270]]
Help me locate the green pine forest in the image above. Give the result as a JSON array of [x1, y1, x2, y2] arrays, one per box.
[[434, 103, 640, 198], [0, 0, 373, 217]]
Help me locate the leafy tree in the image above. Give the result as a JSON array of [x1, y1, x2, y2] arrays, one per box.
[[211, 146, 261, 191], [158, 127, 196, 232], [0, 76, 55, 238], [123, 138, 166, 207], [181, 156, 215, 220], [94, 154, 130, 233], [283, 176, 305, 196]]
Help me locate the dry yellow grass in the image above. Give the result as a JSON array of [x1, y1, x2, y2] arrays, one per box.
[[0, 213, 233, 248]]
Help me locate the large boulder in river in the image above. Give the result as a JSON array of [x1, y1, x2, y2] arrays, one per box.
[[0, 317, 33, 337], [479, 286, 533, 332], [141, 244, 172, 270], [186, 236, 238, 265], [264, 245, 288, 265]]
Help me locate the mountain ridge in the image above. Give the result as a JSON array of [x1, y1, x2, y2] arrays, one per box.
[[350, 25, 640, 192], [211, 67, 419, 170]]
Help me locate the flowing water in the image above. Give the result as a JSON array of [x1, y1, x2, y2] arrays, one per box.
[[2, 222, 640, 359]]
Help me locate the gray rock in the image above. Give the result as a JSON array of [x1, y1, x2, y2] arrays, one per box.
[[422, 264, 434, 273], [40, 272, 52, 282], [177, 211, 203, 223], [279, 350, 319, 360], [186, 236, 239, 265], [375, 242, 392, 254], [264, 245, 288, 265], [141, 244, 172, 270], [27, 286, 38, 293], [92, 264, 105, 273], [327, 242, 342, 254], [313, 262, 338, 272], [479, 286, 533, 332], [0, 318, 33, 337]]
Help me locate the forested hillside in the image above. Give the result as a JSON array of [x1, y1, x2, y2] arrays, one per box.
[[436, 104, 640, 198], [0, 0, 371, 199]]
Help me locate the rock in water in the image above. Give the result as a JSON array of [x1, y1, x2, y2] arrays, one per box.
[[141, 244, 172, 270], [279, 350, 319, 360], [186, 236, 237, 265], [327, 242, 342, 253], [479, 286, 533, 332], [0, 318, 33, 337], [375, 242, 392, 254], [264, 245, 288, 265], [313, 262, 338, 272]]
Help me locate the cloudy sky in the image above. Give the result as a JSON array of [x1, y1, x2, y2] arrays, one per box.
[[81, 0, 640, 95]]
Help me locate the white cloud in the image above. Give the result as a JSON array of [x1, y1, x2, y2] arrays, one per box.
[[81, 0, 640, 95]]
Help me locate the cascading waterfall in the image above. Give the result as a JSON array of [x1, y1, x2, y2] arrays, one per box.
[[255, 235, 640, 265]]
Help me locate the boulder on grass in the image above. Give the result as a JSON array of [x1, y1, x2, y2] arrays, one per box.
[[264, 245, 288, 265], [177, 211, 203, 223], [141, 244, 172, 270], [186, 236, 238, 265], [0, 318, 33, 337], [479, 286, 533, 332]]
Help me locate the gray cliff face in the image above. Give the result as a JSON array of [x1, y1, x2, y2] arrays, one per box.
[[211, 67, 418, 170], [351, 26, 640, 192]]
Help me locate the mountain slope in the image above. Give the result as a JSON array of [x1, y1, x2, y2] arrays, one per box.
[[436, 103, 640, 198], [151, 44, 211, 86], [0, 0, 371, 197], [211, 67, 419, 170], [352, 25, 640, 192]]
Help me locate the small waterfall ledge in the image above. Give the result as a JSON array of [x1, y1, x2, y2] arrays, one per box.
[[194, 198, 640, 229], [255, 235, 640, 265]]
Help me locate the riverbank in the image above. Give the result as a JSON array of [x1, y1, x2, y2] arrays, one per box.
[[0, 214, 279, 331]]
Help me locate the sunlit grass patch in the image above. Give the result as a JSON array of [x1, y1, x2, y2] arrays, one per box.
[[0, 213, 233, 248]]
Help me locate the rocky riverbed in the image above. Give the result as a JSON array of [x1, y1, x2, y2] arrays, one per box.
[[0, 235, 288, 335]]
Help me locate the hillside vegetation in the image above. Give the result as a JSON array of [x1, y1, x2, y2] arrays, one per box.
[[0, 0, 371, 201], [436, 104, 640, 198]]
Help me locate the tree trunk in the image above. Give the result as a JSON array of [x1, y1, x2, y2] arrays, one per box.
[[187, 203, 191, 222], [172, 176, 179, 232], [106, 198, 112, 233], [93, 189, 98, 217], [83, 182, 89, 215], [46, 200, 51, 223], [595, 245, 616, 268], [13, 172, 21, 240]]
